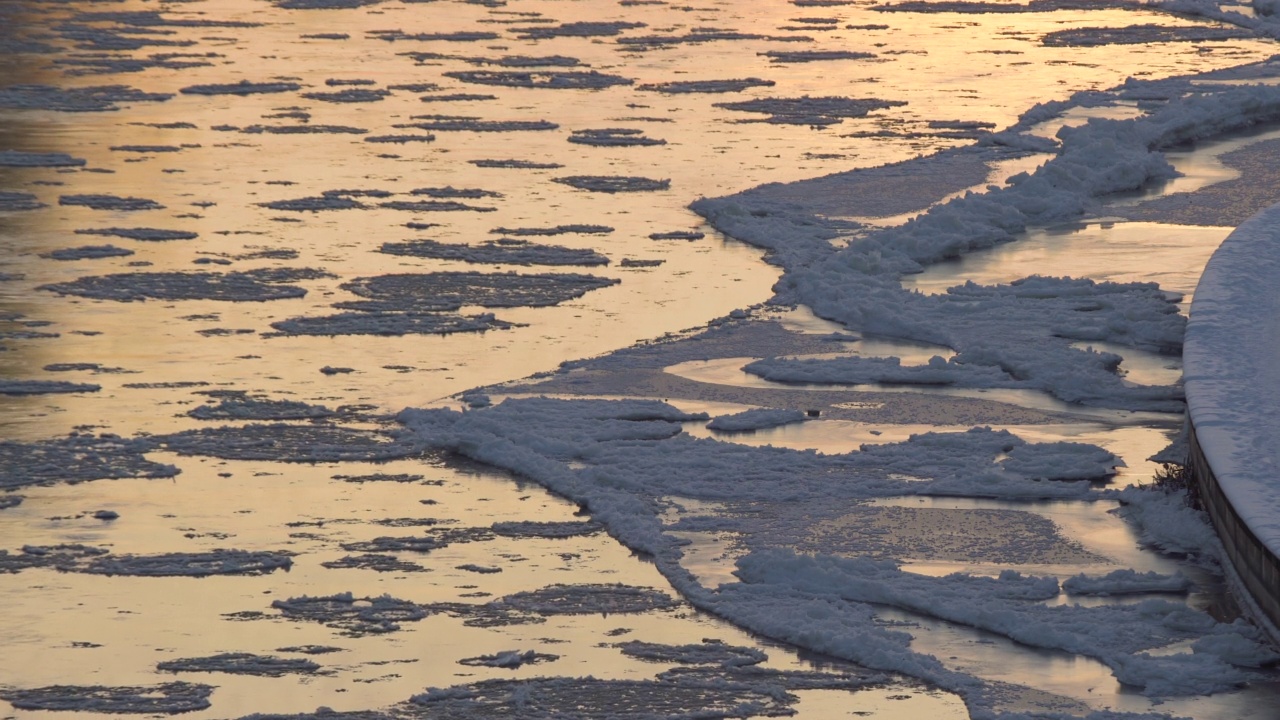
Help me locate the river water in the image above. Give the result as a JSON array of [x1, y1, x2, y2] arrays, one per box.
[[1, 0, 1278, 718]]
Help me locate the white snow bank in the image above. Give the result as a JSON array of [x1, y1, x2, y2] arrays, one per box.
[[1184, 200, 1280, 557]]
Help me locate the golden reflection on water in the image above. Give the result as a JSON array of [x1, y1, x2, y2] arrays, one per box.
[[2, 0, 1279, 716]]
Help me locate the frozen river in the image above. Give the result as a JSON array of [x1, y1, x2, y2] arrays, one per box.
[[3, 0, 1280, 718]]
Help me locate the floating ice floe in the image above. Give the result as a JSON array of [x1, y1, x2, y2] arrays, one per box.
[[648, 230, 704, 240], [109, 144, 183, 153], [617, 639, 767, 667], [157, 652, 321, 677], [469, 159, 564, 169], [188, 394, 335, 421], [379, 239, 609, 267], [491, 520, 604, 538], [0, 150, 85, 167], [0, 379, 101, 395], [270, 592, 428, 636], [81, 550, 293, 577], [1042, 24, 1254, 46], [408, 676, 790, 718], [636, 78, 776, 93], [0, 682, 213, 714], [0, 83, 171, 111], [397, 115, 559, 132], [40, 269, 328, 302], [333, 472, 426, 483], [0, 434, 177, 489], [335, 271, 619, 312], [75, 227, 197, 241], [157, 423, 425, 462], [568, 128, 666, 147], [493, 583, 680, 615], [443, 70, 633, 89], [416, 93, 496, 102], [58, 194, 163, 211], [515, 21, 647, 39], [41, 245, 134, 261], [458, 649, 559, 668], [706, 408, 807, 432], [237, 124, 368, 135], [0, 544, 109, 574], [715, 95, 908, 126], [0, 191, 45, 211], [341, 527, 495, 554], [320, 554, 428, 573], [552, 175, 670, 193], [363, 135, 436, 144], [491, 224, 613, 235], [618, 30, 810, 49], [180, 80, 301, 95], [301, 88, 390, 103], [267, 312, 514, 337], [760, 50, 877, 63], [1062, 569, 1193, 596], [0, 496, 22, 510], [368, 30, 500, 42]]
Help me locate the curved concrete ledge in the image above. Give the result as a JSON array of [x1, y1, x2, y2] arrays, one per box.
[[1185, 201, 1280, 638]]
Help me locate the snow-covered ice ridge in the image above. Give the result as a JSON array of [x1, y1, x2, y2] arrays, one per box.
[[1184, 200, 1280, 629]]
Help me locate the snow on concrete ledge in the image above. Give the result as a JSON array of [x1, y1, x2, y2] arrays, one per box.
[[1185, 200, 1280, 561]]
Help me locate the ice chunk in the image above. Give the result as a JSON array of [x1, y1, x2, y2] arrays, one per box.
[[706, 408, 807, 432], [0, 682, 212, 713], [0, 150, 85, 167], [379, 239, 609, 267], [81, 549, 294, 577], [552, 175, 670, 193], [156, 652, 320, 676], [1063, 569, 1192, 595]]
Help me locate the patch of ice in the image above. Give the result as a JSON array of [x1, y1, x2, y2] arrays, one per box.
[[270, 592, 428, 636], [458, 649, 558, 668], [0, 191, 45, 211], [706, 408, 808, 432], [301, 88, 390, 103], [552, 175, 670, 193], [0, 84, 171, 111], [336, 271, 619, 312], [41, 245, 134, 261], [379, 239, 609, 267], [188, 395, 335, 421], [0, 682, 213, 714], [568, 128, 666, 147], [491, 520, 604, 538], [492, 224, 613, 235], [82, 549, 294, 577], [0, 150, 85, 167], [616, 639, 767, 667], [649, 231, 705, 241], [760, 50, 877, 63], [0, 379, 101, 395], [1042, 24, 1253, 46], [320, 554, 428, 572], [157, 653, 320, 677], [409, 676, 789, 718], [180, 80, 301, 95], [59, 194, 163, 211], [1063, 569, 1192, 595], [40, 269, 322, 302], [398, 115, 558, 132], [268, 312, 514, 337], [494, 583, 680, 615], [715, 95, 908, 126], [443, 70, 633, 89], [637, 78, 776, 93], [75, 227, 197, 241], [470, 159, 564, 169], [516, 21, 646, 39], [157, 424, 425, 462]]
